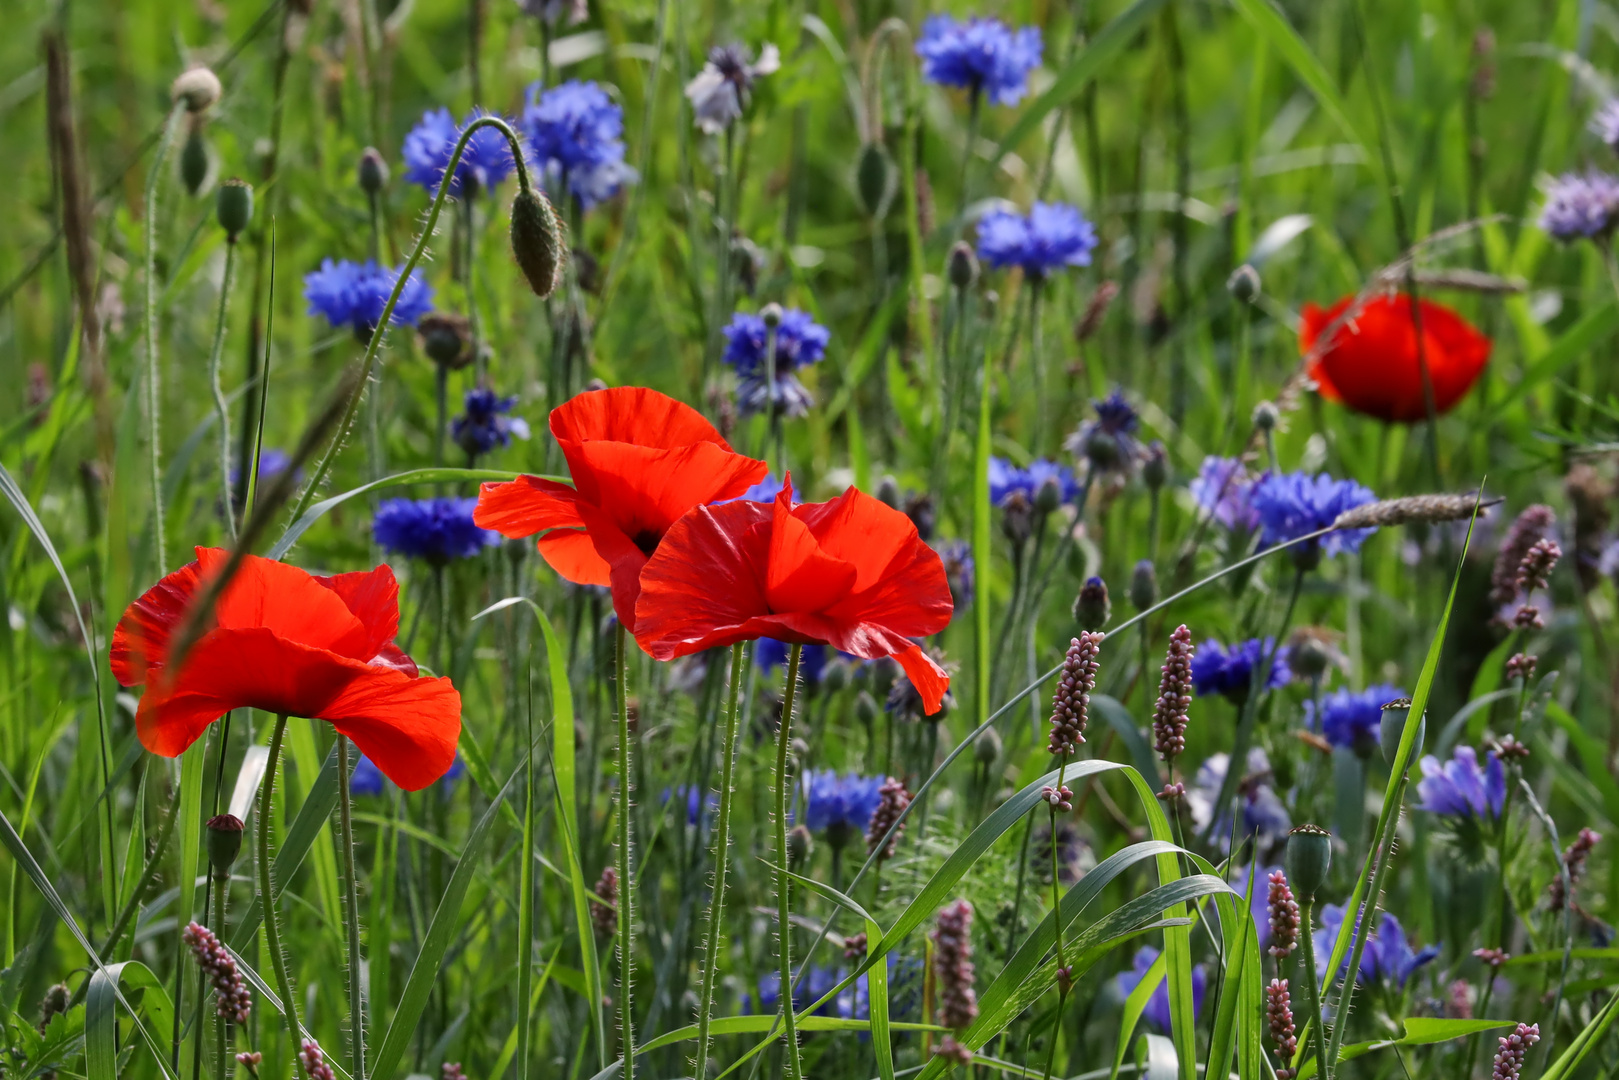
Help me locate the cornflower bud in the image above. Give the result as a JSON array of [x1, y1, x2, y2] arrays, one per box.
[[973, 726, 1002, 765], [1048, 633, 1102, 757], [418, 312, 474, 369], [1252, 401, 1279, 432], [1265, 979, 1298, 1079], [866, 776, 911, 861], [1284, 824, 1332, 904], [932, 899, 978, 1064], [1228, 263, 1262, 303], [1130, 559, 1158, 612], [1142, 440, 1168, 491], [1490, 1023, 1539, 1080], [183, 922, 251, 1024], [1266, 870, 1300, 960], [1073, 576, 1110, 631], [1034, 475, 1062, 515], [358, 147, 389, 194], [510, 186, 566, 299], [854, 690, 879, 724], [300, 1040, 336, 1080], [760, 301, 783, 329], [787, 824, 813, 867], [171, 67, 222, 113], [591, 864, 618, 936], [1151, 625, 1194, 763], [948, 241, 979, 290], [1000, 491, 1033, 544]]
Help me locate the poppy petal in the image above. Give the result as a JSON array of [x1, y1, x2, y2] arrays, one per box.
[[315, 563, 403, 660], [473, 476, 586, 537], [371, 642, 420, 677], [826, 622, 950, 716], [111, 555, 203, 686], [198, 549, 373, 660], [765, 480, 858, 613], [550, 385, 734, 453], [321, 670, 462, 791], [827, 536, 953, 639], [1303, 295, 1490, 423], [633, 500, 772, 659], [569, 441, 768, 541], [535, 528, 613, 586]]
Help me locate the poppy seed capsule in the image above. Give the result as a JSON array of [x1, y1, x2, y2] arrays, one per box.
[[181, 127, 209, 196], [856, 142, 894, 219], [1378, 698, 1422, 767], [1284, 824, 1332, 903], [974, 725, 1002, 765], [207, 813, 245, 874], [1228, 263, 1262, 303], [217, 179, 254, 242], [358, 147, 389, 194], [1073, 576, 1110, 631], [171, 66, 222, 113], [948, 242, 979, 289], [509, 187, 566, 299]]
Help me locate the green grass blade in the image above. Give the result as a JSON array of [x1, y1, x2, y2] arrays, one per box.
[[1230, 0, 1364, 149], [228, 743, 341, 954], [86, 961, 175, 1080], [1111, 950, 1167, 1080], [973, 350, 991, 729], [1538, 989, 1619, 1080]]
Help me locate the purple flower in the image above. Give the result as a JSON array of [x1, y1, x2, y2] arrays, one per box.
[[755, 637, 829, 684], [1417, 746, 1506, 820], [452, 387, 529, 459], [1539, 171, 1619, 242], [1191, 638, 1290, 701], [1305, 683, 1406, 753], [373, 497, 498, 564], [685, 43, 779, 134], [350, 754, 386, 796], [915, 16, 1042, 107], [1190, 456, 1261, 532], [976, 202, 1097, 278], [304, 258, 433, 340], [1066, 389, 1142, 476], [521, 80, 636, 209], [1250, 471, 1378, 560], [1314, 906, 1439, 988], [1592, 101, 1619, 153], [987, 457, 1080, 507], [1116, 946, 1206, 1032], [661, 784, 717, 826], [804, 771, 884, 836], [722, 308, 830, 418], [401, 107, 517, 198], [723, 473, 802, 505], [1186, 748, 1291, 852]]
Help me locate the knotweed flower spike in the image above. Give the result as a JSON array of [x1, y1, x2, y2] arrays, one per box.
[[866, 776, 911, 860], [931, 899, 978, 1064], [591, 864, 618, 936], [1491, 504, 1556, 606], [183, 922, 251, 1023], [1266, 979, 1298, 1079], [1490, 1023, 1540, 1080], [1048, 632, 1102, 757], [300, 1041, 336, 1080], [1151, 625, 1194, 786], [1547, 826, 1601, 911], [1266, 870, 1300, 960]]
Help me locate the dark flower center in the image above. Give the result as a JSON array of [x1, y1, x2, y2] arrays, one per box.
[[632, 529, 661, 557]]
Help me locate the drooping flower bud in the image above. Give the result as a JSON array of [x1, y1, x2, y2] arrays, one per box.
[[358, 147, 390, 194], [1000, 491, 1033, 544], [856, 142, 895, 219], [1284, 824, 1332, 903], [510, 186, 566, 299], [1252, 400, 1280, 432], [171, 67, 222, 113], [787, 824, 814, 867], [217, 178, 254, 242], [948, 241, 979, 290], [418, 312, 474, 369], [1130, 560, 1158, 613], [206, 813, 245, 876], [1073, 576, 1110, 631]]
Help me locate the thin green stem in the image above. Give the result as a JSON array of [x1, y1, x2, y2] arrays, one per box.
[[775, 644, 805, 1080], [144, 102, 186, 574], [956, 91, 981, 230], [208, 242, 239, 538], [212, 865, 230, 1080], [258, 714, 302, 1070], [693, 642, 746, 1080], [615, 624, 636, 1080], [1296, 900, 1330, 1080], [336, 736, 366, 1080]]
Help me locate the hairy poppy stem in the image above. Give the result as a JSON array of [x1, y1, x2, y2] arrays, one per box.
[[336, 736, 366, 1080], [692, 641, 745, 1080], [1295, 899, 1329, 1080], [143, 101, 186, 575], [258, 713, 303, 1071], [774, 643, 805, 1080], [614, 624, 636, 1080], [208, 241, 239, 539]]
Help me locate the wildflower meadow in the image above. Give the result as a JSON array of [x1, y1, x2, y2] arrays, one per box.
[[3, 1, 1619, 1079]]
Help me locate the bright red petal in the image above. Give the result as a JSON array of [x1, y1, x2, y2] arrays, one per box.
[[568, 441, 767, 540], [322, 670, 462, 791], [1419, 301, 1492, 412], [633, 500, 772, 660], [574, 500, 654, 632], [198, 549, 372, 659], [371, 642, 420, 677], [765, 480, 857, 614], [550, 386, 733, 453], [827, 536, 953, 639], [826, 623, 951, 716], [111, 553, 205, 686], [315, 564, 402, 661], [1303, 295, 1490, 423], [536, 529, 613, 586], [474, 476, 586, 537]]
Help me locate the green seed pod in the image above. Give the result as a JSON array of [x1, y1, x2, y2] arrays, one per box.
[[787, 824, 814, 867], [1142, 440, 1168, 491], [1252, 400, 1280, 432], [181, 127, 209, 196], [216, 178, 254, 242], [1284, 824, 1333, 903], [974, 725, 1002, 765], [207, 813, 245, 876], [358, 147, 389, 195], [1130, 559, 1159, 613], [1379, 698, 1423, 767], [760, 302, 783, 329], [1034, 475, 1062, 515], [822, 659, 849, 693], [856, 142, 895, 219], [509, 186, 566, 299]]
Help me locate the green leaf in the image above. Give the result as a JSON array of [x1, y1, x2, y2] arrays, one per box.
[[86, 962, 175, 1080], [1291, 1017, 1522, 1080], [1230, 0, 1364, 149], [1111, 950, 1167, 1080], [268, 468, 531, 559], [1093, 695, 1162, 784], [370, 763, 519, 1080], [1540, 988, 1619, 1080]]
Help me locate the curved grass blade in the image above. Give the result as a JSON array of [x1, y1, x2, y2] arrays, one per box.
[[1291, 1018, 1521, 1080], [1111, 945, 1167, 1080], [1230, 0, 1364, 148], [86, 961, 175, 1080]]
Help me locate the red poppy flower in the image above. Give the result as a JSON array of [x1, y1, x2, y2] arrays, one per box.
[[1300, 294, 1491, 423], [473, 386, 767, 631], [633, 476, 954, 714], [111, 548, 460, 790]]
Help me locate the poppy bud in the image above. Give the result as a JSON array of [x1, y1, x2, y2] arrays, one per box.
[[358, 147, 389, 194], [207, 813, 245, 876], [1073, 576, 1110, 631], [1034, 476, 1062, 515], [171, 66, 222, 113], [1130, 559, 1158, 612], [509, 187, 566, 299], [181, 127, 209, 196], [790, 737, 809, 760], [1379, 698, 1423, 767], [1142, 441, 1167, 491], [876, 475, 900, 508], [760, 302, 783, 330], [856, 142, 895, 219], [974, 726, 1002, 765], [419, 313, 474, 369], [855, 690, 879, 724], [1252, 401, 1279, 432], [948, 242, 979, 290], [217, 178, 254, 242], [1284, 824, 1332, 903], [787, 824, 814, 868], [1227, 263, 1262, 303]]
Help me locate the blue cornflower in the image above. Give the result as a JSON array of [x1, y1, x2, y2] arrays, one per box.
[[1191, 639, 1291, 702], [229, 449, 299, 488], [1116, 946, 1206, 1033], [915, 16, 1042, 106], [685, 43, 780, 135], [1594, 101, 1619, 153], [521, 80, 637, 209], [1066, 389, 1142, 476], [722, 308, 830, 418], [987, 457, 1080, 507], [350, 752, 462, 794], [1306, 684, 1406, 755], [1315, 906, 1438, 988], [976, 202, 1097, 278], [755, 638, 828, 684], [1190, 456, 1262, 533], [724, 473, 802, 505], [373, 497, 498, 564], [1417, 746, 1506, 821], [935, 539, 974, 609], [401, 107, 517, 198], [1250, 471, 1377, 563], [1539, 171, 1619, 242], [661, 784, 717, 826], [304, 258, 433, 341], [803, 771, 883, 839], [452, 387, 530, 459], [1186, 748, 1291, 853]]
